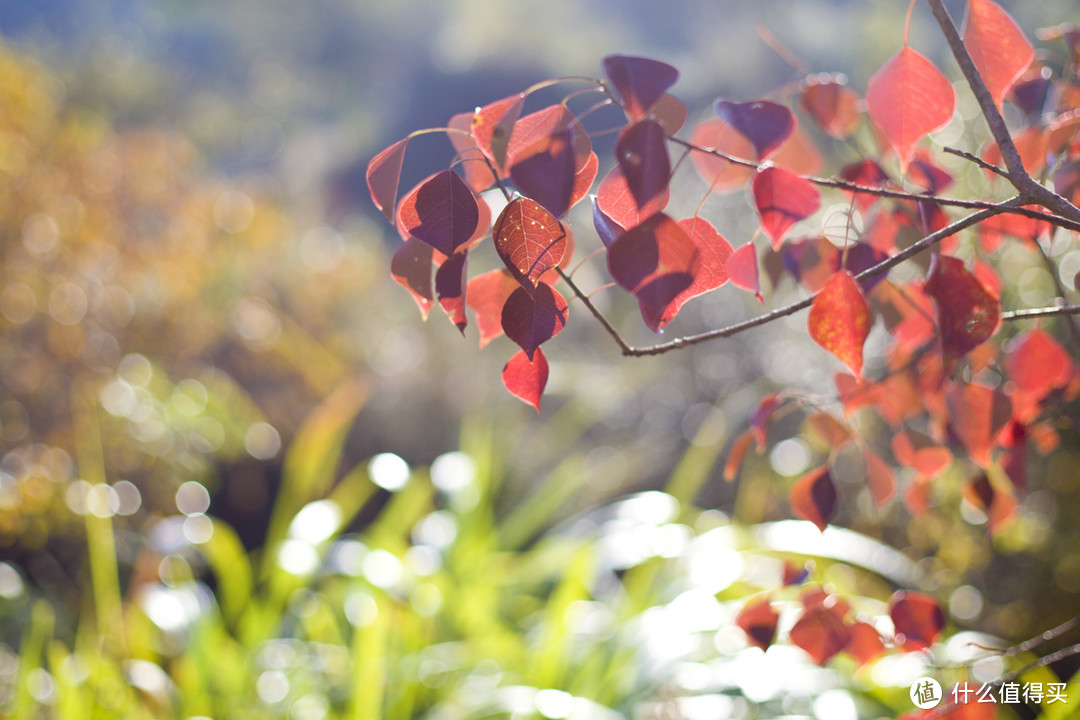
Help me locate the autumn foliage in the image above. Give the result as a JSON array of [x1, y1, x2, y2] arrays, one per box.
[[369, 0, 1080, 689]]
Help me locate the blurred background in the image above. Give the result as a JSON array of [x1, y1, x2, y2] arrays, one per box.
[[0, 0, 1078, 718]]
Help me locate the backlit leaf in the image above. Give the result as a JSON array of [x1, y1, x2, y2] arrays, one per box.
[[472, 93, 526, 169], [714, 99, 794, 160], [435, 250, 469, 334], [607, 213, 699, 332], [889, 591, 944, 650], [501, 281, 568, 360], [596, 164, 669, 230], [945, 382, 1012, 467], [790, 465, 837, 532], [616, 119, 670, 209], [367, 138, 408, 220], [808, 271, 871, 376], [799, 73, 861, 139], [963, 474, 1018, 536], [753, 165, 821, 248], [493, 197, 568, 287], [782, 236, 840, 293], [506, 105, 592, 218], [1004, 328, 1072, 405], [391, 237, 435, 320], [724, 429, 755, 481], [864, 448, 896, 507], [845, 622, 886, 667], [448, 111, 497, 192], [807, 412, 852, 449], [924, 255, 1000, 374], [660, 217, 733, 323], [398, 169, 482, 256], [502, 347, 549, 412], [688, 118, 756, 192], [736, 597, 779, 651], [790, 601, 851, 664], [963, 0, 1035, 108], [466, 269, 520, 347], [592, 197, 625, 248], [728, 242, 762, 301], [603, 55, 679, 121], [750, 393, 781, 450], [866, 46, 955, 172], [840, 159, 892, 212], [649, 93, 688, 133]]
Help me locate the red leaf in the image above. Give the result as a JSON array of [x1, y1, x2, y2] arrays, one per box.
[[649, 93, 688, 133], [493, 197, 568, 287], [596, 165, 669, 231], [864, 448, 896, 507], [607, 213, 699, 332], [963, 0, 1035, 108], [963, 474, 1018, 536], [781, 236, 840, 292], [723, 429, 755, 481], [728, 242, 762, 301], [753, 165, 821, 248], [397, 170, 482, 256], [981, 126, 1047, 179], [714, 99, 794, 160], [472, 93, 526, 170], [736, 597, 779, 651], [570, 151, 600, 216], [790, 466, 837, 532], [893, 430, 953, 478], [807, 412, 853, 449], [448, 111, 497, 193], [506, 106, 592, 218], [750, 393, 781, 450], [616, 119, 670, 209], [661, 217, 733, 321], [592, 197, 625, 248], [602, 55, 679, 121], [782, 560, 811, 586], [466, 269, 520, 347], [799, 73, 861, 139], [924, 255, 1001, 374], [391, 237, 435, 319], [977, 205, 1050, 250], [688, 118, 755, 192], [502, 348, 549, 412], [945, 382, 1012, 467], [808, 271, 871, 376], [866, 47, 956, 172], [435, 250, 469, 334], [840, 159, 892, 212], [790, 602, 851, 665], [1004, 328, 1073, 406], [367, 138, 408, 220], [845, 621, 886, 667], [501, 281, 568, 360], [889, 591, 944, 650]]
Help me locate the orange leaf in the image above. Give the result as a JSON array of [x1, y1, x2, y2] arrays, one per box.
[[736, 597, 779, 651], [945, 382, 1012, 468], [728, 242, 762, 302], [723, 429, 755, 481], [790, 602, 851, 664], [963, 474, 1018, 536], [688, 118, 755, 192], [889, 591, 944, 650], [808, 271, 871, 376], [790, 466, 837, 533], [866, 46, 955, 172], [502, 348, 549, 412], [963, 0, 1035, 108], [864, 448, 896, 507]]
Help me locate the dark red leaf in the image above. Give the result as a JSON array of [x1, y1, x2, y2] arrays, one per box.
[[782, 236, 840, 292], [592, 197, 625, 248], [945, 382, 1012, 468], [790, 466, 837, 533], [866, 47, 955, 172], [502, 348, 549, 412], [501, 281, 568, 360], [799, 73, 861, 139], [398, 170, 482, 256], [688, 118, 755, 192], [607, 213, 699, 332], [790, 602, 851, 665], [493, 197, 568, 287], [907, 153, 954, 194], [448, 111, 497, 193], [963, 0, 1035, 109], [435, 250, 469, 334], [736, 597, 779, 651], [367, 138, 408, 220], [603, 55, 679, 121], [714, 99, 795, 160], [466, 269, 520, 348], [391, 237, 435, 319], [840, 159, 892, 212], [728, 242, 762, 301], [924, 255, 1001, 374], [808, 271, 871, 376], [864, 448, 896, 507], [753, 165, 821, 248], [889, 591, 944, 650], [506, 106, 592, 218], [661, 217, 733, 322], [616, 119, 670, 209], [596, 164, 669, 230], [472, 93, 526, 170], [843, 243, 890, 293]]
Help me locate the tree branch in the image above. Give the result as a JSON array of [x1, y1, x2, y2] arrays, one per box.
[[1002, 303, 1080, 321]]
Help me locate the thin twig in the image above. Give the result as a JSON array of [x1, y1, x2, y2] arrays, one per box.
[[943, 146, 1010, 178], [1002, 303, 1080, 321]]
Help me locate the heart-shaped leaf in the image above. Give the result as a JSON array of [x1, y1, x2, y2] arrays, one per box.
[[736, 597, 779, 651], [616, 119, 670, 209], [808, 271, 871, 376], [963, 0, 1035, 108], [714, 99, 795, 160], [753, 165, 821, 248], [435, 250, 469, 334], [367, 138, 409, 220], [866, 46, 955, 172], [466, 269, 521, 347], [790, 465, 837, 532], [397, 170, 482, 256], [502, 347, 549, 412], [607, 213, 699, 332], [493, 197, 568, 287], [799, 73, 861, 139], [889, 591, 944, 650], [655, 217, 733, 322], [603, 55, 679, 121], [501, 281, 568, 360], [924, 254, 1000, 374], [728, 242, 762, 301]]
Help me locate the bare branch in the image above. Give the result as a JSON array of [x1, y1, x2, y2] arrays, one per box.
[[1002, 304, 1080, 321], [943, 145, 1009, 178]]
